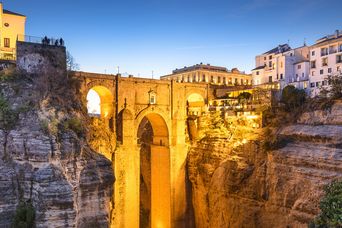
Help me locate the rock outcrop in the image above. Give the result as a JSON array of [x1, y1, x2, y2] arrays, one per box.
[[188, 102, 342, 228], [0, 42, 114, 227]]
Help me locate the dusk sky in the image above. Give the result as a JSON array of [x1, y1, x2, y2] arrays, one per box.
[[5, 0, 342, 77]]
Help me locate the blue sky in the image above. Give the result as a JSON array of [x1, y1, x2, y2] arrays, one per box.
[[5, 0, 342, 77]]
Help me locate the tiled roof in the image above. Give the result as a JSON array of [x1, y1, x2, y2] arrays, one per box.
[[3, 9, 25, 17], [252, 65, 265, 71], [263, 44, 291, 55]]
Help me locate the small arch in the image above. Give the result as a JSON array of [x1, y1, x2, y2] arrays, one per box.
[[186, 93, 205, 116], [86, 86, 114, 119]]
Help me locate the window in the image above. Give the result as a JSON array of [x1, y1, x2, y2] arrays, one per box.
[[312, 71, 315, 76], [321, 47, 328, 56], [339, 44, 342, 52], [328, 68, 332, 73], [304, 81, 308, 89], [329, 45, 337, 54], [337, 55, 342, 63], [312, 51, 315, 56], [276, 74, 279, 79], [149, 91, 157, 104], [302, 73, 304, 77], [210, 76, 214, 83], [311, 61, 316, 68], [320, 69, 324, 75], [223, 77, 226, 84], [280, 73, 283, 79], [322, 57, 328, 66], [187, 76, 190, 82], [235, 78, 238, 85], [229, 78, 232, 84], [241, 79, 243, 85], [269, 61, 272, 68], [269, 55, 272, 60], [193, 74, 196, 82], [264, 56, 267, 60], [256, 71, 259, 75], [310, 82, 315, 88], [4, 38, 10, 48], [268, 76, 272, 83], [322, 81, 326, 86], [316, 82, 319, 87], [297, 64, 301, 69], [202, 74, 206, 82], [217, 76, 221, 83]]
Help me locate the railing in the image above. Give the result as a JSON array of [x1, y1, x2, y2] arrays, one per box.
[[0, 52, 15, 61], [17, 34, 65, 46]]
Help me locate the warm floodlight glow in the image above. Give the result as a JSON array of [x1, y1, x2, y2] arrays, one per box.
[[87, 89, 101, 115]]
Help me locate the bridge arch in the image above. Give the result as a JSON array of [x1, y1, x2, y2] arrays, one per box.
[[136, 111, 171, 228], [186, 92, 205, 116], [86, 85, 114, 119]]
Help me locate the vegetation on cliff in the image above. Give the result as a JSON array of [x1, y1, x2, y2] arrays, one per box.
[[312, 180, 342, 227]]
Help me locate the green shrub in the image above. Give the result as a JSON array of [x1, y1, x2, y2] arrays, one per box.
[[281, 85, 306, 111], [312, 180, 342, 227], [63, 117, 84, 137], [12, 201, 35, 228], [0, 95, 18, 130]]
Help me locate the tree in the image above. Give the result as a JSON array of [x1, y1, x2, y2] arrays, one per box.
[[312, 180, 342, 227], [66, 51, 80, 71], [281, 85, 306, 111], [237, 92, 252, 104], [323, 73, 342, 99]]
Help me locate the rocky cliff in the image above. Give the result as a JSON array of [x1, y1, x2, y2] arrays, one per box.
[[188, 102, 342, 228], [0, 43, 114, 227]]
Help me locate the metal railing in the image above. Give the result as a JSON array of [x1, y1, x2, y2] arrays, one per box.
[[17, 34, 65, 46], [0, 52, 15, 61]]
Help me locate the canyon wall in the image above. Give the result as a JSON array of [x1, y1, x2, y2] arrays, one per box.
[[0, 42, 114, 227], [188, 102, 342, 228]]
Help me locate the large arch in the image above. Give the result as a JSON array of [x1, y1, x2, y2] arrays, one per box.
[[136, 112, 171, 228]]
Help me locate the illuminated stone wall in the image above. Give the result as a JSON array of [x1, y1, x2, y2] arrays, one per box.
[[74, 72, 210, 228]]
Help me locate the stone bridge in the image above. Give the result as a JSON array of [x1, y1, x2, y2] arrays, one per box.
[[74, 71, 211, 228]]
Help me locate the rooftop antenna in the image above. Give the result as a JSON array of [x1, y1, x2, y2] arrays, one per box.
[[304, 38, 307, 46], [117, 66, 120, 74]]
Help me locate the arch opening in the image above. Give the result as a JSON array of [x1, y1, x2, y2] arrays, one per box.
[[186, 93, 205, 142], [186, 93, 205, 116], [86, 86, 114, 119], [137, 113, 170, 228]]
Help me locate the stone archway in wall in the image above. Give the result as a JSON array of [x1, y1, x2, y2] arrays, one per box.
[[86, 86, 115, 160], [186, 93, 205, 116], [137, 112, 171, 228], [186, 93, 205, 141], [86, 85, 114, 120]]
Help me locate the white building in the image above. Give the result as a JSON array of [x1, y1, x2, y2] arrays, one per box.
[[309, 30, 342, 97], [252, 44, 310, 92]]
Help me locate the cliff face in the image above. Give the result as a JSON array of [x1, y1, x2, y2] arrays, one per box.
[[0, 43, 114, 227], [188, 102, 342, 228]]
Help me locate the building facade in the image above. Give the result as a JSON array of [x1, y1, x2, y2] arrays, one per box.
[[252, 44, 310, 92], [161, 63, 252, 86], [309, 30, 342, 97], [0, 3, 26, 60]]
